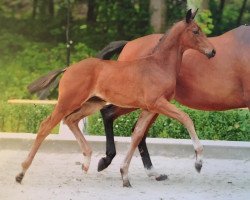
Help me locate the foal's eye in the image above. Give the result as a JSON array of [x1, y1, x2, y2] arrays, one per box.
[[193, 30, 199, 35]]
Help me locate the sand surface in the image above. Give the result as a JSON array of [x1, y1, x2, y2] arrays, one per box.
[[0, 150, 250, 200]]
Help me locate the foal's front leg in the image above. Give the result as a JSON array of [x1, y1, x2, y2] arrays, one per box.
[[120, 110, 156, 187], [131, 114, 168, 181], [151, 97, 203, 172]]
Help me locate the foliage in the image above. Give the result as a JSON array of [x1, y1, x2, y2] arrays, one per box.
[[87, 105, 250, 141], [165, 0, 186, 28], [0, 30, 96, 133], [81, 0, 152, 48], [196, 9, 214, 35], [210, 0, 250, 35], [0, 102, 57, 133]]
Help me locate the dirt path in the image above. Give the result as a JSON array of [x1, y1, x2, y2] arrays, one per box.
[[0, 150, 249, 200]]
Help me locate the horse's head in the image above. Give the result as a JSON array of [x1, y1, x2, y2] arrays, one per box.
[[180, 9, 216, 59]]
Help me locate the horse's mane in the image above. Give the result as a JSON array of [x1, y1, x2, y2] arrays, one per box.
[[151, 33, 168, 54], [151, 21, 185, 54]]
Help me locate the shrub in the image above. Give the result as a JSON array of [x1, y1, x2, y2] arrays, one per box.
[[87, 105, 250, 141], [0, 101, 57, 133]]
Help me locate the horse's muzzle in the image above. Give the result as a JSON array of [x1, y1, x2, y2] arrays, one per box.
[[206, 49, 216, 59]]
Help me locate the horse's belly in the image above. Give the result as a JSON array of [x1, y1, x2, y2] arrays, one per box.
[[175, 84, 246, 111]]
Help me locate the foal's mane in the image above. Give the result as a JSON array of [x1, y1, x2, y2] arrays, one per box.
[[151, 20, 186, 54]]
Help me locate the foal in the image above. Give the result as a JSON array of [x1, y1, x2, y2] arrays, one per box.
[[16, 10, 215, 186]]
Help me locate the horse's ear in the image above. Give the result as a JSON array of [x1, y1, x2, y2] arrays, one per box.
[[186, 9, 192, 23], [191, 8, 199, 20]]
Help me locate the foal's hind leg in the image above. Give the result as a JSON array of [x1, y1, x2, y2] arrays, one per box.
[[151, 97, 203, 172], [16, 105, 66, 183], [64, 100, 106, 172]]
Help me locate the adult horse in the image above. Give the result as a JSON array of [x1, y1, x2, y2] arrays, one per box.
[[17, 10, 215, 187]]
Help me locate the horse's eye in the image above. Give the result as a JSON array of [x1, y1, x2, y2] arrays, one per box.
[[193, 30, 199, 35]]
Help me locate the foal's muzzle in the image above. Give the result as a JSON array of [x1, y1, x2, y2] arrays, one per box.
[[206, 49, 216, 59]]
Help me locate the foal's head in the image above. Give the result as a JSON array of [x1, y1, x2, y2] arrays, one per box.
[[180, 9, 216, 58]]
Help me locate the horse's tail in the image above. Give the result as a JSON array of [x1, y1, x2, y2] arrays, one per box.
[[96, 40, 128, 60], [27, 68, 67, 94]]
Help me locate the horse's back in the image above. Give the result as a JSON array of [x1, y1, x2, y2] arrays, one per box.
[[231, 25, 250, 45]]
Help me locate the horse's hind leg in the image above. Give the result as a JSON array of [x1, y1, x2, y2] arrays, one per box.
[[16, 104, 66, 183], [64, 100, 106, 172], [151, 97, 203, 172], [98, 105, 136, 171]]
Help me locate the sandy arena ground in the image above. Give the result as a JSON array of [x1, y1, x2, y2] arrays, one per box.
[[0, 150, 249, 200]]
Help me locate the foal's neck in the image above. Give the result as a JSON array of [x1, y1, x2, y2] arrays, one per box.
[[153, 21, 186, 76]]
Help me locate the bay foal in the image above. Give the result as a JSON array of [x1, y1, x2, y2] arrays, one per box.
[[16, 10, 215, 186]]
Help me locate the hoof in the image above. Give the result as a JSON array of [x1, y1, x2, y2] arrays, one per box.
[[97, 157, 111, 172], [15, 172, 24, 183], [82, 164, 89, 172], [155, 174, 168, 181], [123, 180, 132, 188], [195, 161, 202, 173]]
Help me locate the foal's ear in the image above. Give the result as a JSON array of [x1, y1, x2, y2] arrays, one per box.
[[191, 8, 199, 19], [186, 8, 199, 23], [186, 9, 193, 23]]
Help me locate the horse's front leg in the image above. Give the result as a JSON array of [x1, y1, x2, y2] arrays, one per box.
[[150, 97, 203, 172], [98, 105, 136, 171], [120, 110, 156, 187], [133, 114, 168, 181]]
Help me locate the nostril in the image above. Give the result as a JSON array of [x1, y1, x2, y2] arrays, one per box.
[[212, 49, 216, 56]]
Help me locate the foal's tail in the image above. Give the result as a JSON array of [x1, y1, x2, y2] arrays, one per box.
[[27, 40, 128, 95], [27, 68, 67, 93]]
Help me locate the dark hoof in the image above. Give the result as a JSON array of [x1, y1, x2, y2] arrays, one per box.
[[195, 161, 202, 173], [97, 157, 111, 172], [123, 180, 132, 188], [155, 174, 168, 181], [15, 172, 24, 183]]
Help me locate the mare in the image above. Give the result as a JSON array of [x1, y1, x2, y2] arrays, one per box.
[[19, 10, 215, 187]]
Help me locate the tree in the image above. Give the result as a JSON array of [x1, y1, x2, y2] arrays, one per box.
[[237, 0, 248, 26], [149, 0, 166, 32], [87, 0, 97, 24]]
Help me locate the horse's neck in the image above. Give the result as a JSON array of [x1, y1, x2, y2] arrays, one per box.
[[152, 22, 185, 76]]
